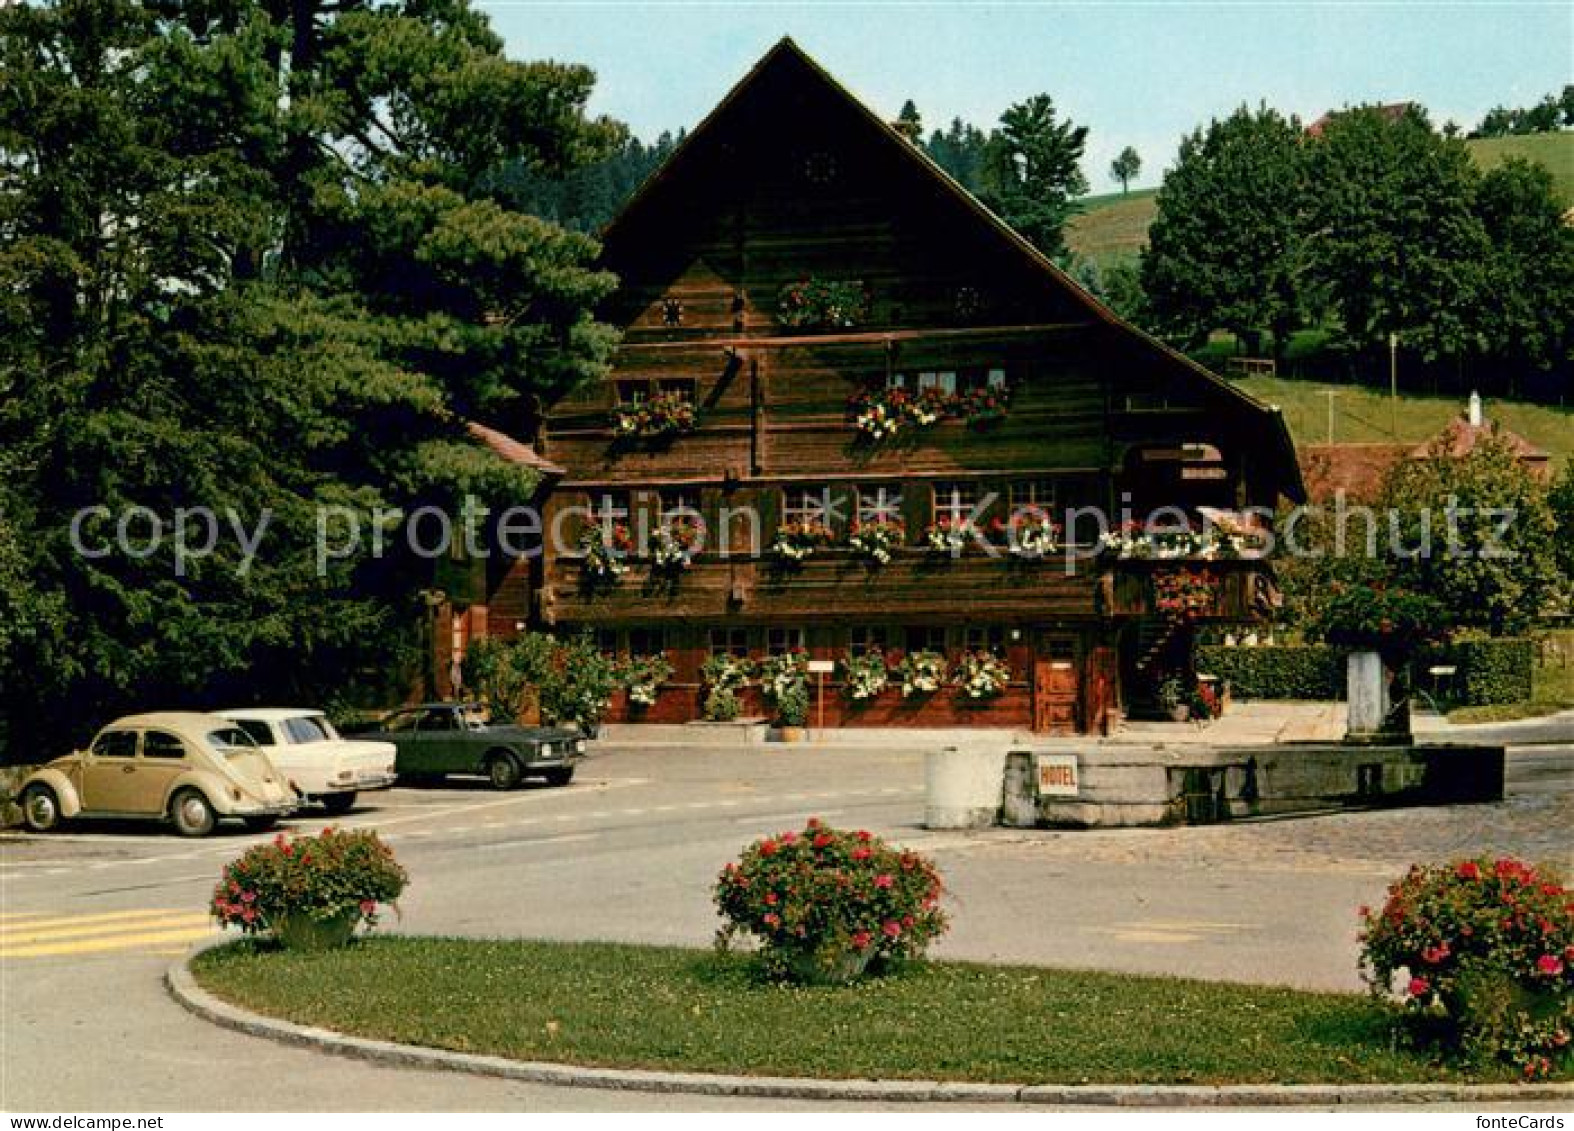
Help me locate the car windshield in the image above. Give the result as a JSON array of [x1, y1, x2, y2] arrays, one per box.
[[206, 727, 261, 757], [283, 716, 333, 745]]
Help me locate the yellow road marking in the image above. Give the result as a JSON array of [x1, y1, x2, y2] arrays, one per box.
[[1, 925, 217, 959], [0, 908, 189, 936], [0, 912, 210, 946]]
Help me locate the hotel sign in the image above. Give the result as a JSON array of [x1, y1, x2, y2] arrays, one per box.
[[1035, 754, 1080, 797]]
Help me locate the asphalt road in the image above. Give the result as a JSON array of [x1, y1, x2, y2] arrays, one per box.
[[2, 734, 1570, 1112]]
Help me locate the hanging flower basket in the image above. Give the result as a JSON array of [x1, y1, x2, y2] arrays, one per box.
[[923, 518, 974, 556], [651, 518, 703, 573], [579, 523, 633, 581]]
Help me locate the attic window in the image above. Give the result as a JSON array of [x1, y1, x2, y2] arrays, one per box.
[[661, 298, 683, 327]]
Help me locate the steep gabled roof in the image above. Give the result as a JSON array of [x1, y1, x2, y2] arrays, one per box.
[[602, 37, 1305, 502]]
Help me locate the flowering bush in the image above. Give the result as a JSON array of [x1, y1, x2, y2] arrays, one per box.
[[1359, 857, 1572, 1077], [847, 520, 905, 566], [840, 649, 890, 701], [1007, 510, 1060, 559], [651, 517, 703, 573], [924, 518, 974, 555], [777, 277, 871, 329], [701, 653, 754, 722], [770, 520, 832, 566], [897, 649, 948, 698], [624, 652, 674, 708], [610, 390, 696, 442], [1313, 583, 1449, 657], [714, 818, 948, 983], [759, 650, 810, 727], [953, 650, 1010, 699], [578, 523, 632, 581], [211, 828, 407, 947], [1154, 569, 1218, 623]]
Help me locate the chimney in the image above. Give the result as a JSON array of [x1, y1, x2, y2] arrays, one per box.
[[1468, 391, 1483, 428]]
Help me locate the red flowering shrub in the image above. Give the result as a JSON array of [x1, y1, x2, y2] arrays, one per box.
[[211, 828, 407, 940], [714, 818, 948, 983], [1359, 856, 1572, 1077]]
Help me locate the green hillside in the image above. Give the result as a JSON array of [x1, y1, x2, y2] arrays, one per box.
[[1065, 131, 1574, 267], [1229, 374, 1574, 473]]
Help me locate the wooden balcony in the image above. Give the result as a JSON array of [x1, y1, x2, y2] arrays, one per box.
[[1105, 558, 1279, 622]]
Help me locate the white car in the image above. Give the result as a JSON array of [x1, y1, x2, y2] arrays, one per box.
[[217, 708, 397, 815]]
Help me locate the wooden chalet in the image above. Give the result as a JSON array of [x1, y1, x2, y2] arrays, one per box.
[[474, 38, 1305, 733]]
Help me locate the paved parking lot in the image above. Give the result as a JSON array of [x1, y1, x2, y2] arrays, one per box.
[[2, 736, 1569, 1110]]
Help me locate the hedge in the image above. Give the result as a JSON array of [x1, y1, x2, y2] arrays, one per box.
[[1414, 637, 1535, 707], [1194, 645, 1344, 701], [1196, 638, 1535, 706]]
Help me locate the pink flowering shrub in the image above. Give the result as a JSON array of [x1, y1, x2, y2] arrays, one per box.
[[211, 828, 407, 941], [1359, 856, 1572, 1078], [714, 818, 948, 983]]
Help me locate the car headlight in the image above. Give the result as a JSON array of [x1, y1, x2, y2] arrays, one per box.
[[540, 742, 555, 757], [575, 739, 587, 754]]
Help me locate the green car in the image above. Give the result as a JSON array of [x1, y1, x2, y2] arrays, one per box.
[[359, 702, 586, 790]]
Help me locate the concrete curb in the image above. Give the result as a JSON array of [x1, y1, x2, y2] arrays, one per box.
[[167, 945, 1573, 1107]]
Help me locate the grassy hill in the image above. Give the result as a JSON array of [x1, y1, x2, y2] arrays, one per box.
[[1065, 131, 1573, 267], [1229, 374, 1574, 473]]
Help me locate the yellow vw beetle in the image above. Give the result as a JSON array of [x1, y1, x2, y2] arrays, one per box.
[[18, 712, 298, 837]]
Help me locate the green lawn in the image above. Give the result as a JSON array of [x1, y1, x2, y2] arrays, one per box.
[[1064, 132, 1573, 265], [1230, 374, 1574, 472], [191, 936, 1526, 1085]]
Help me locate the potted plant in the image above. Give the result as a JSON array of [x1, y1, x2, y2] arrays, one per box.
[[1311, 583, 1447, 744], [953, 650, 1010, 700], [1157, 674, 1190, 722], [211, 828, 407, 951], [897, 649, 948, 698], [624, 652, 674, 711], [923, 518, 973, 557], [847, 519, 905, 567], [609, 390, 697, 444], [700, 653, 754, 722], [1007, 510, 1060, 560], [760, 650, 810, 741], [840, 648, 890, 702], [770, 519, 832, 566]]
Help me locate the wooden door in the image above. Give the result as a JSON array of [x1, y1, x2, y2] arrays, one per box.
[[1033, 636, 1080, 735]]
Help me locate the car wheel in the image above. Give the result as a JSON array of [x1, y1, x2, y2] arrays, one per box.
[[320, 792, 357, 815], [20, 784, 61, 833], [169, 789, 217, 837], [543, 766, 575, 787], [486, 752, 522, 791], [243, 816, 279, 832]]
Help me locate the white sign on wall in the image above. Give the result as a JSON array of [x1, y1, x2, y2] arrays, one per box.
[[807, 660, 835, 674], [1035, 754, 1080, 797]]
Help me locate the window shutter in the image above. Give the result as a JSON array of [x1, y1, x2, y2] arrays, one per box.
[[902, 480, 932, 542]]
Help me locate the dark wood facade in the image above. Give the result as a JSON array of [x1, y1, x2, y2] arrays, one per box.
[[478, 39, 1303, 732]]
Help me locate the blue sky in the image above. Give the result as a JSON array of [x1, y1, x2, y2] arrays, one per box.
[[476, 2, 1571, 192]]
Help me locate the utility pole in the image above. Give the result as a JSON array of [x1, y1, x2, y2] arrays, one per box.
[[1388, 332, 1398, 437], [1322, 390, 1340, 444]]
